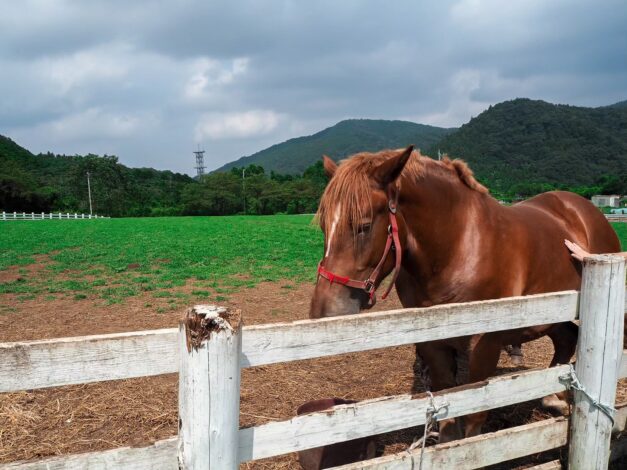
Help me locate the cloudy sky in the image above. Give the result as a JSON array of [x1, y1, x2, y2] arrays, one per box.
[[1, 0, 626, 174]]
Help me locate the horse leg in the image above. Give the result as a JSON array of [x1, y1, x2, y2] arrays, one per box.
[[414, 342, 464, 443], [463, 334, 502, 438], [505, 343, 524, 365], [541, 321, 578, 415]]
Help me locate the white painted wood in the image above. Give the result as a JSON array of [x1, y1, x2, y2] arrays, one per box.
[[0, 437, 177, 470], [570, 255, 625, 470], [0, 212, 108, 221], [178, 305, 242, 470], [329, 418, 567, 470], [241, 291, 579, 367], [0, 329, 178, 392], [0, 292, 578, 391], [238, 364, 570, 462]]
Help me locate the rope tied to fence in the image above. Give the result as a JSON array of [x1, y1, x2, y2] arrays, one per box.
[[406, 390, 450, 470], [559, 363, 616, 426]]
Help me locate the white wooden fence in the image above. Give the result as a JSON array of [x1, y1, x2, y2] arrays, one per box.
[[606, 214, 627, 223], [1, 211, 109, 220], [1, 255, 626, 469]]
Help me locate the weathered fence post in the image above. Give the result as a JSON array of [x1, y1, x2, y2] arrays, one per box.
[[178, 305, 242, 470], [569, 254, 625, 469]]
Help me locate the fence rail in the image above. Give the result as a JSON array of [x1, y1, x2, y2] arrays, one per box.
[[0, 291, 578, 393], [1, 257, 626, 469], [605, 214, 627, 222], [1, 211, 108, 220]]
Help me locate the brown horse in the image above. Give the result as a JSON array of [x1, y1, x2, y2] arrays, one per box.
[[309, 145, 620, 442]]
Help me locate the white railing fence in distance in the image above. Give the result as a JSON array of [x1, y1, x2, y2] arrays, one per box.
[[1, 211, 109, 220], [0, 255, 626, 469], [606, 214, 627, 223]]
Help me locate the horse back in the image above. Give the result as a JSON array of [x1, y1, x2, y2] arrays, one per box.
[[498, 191, 620, 295], [514, 191, 620, 254]]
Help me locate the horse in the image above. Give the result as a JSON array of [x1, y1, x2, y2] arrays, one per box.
[[309, 145, 620, 442]]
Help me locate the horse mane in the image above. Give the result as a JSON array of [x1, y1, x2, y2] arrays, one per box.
[[438, 156, 488, 194], [316, 149, 487, 237]]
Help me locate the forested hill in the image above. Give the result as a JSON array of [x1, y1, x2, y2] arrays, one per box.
[[216, 119, 455, 174], [428, 98, 627, 196], [0, 135, 194, 216], [0, 135, 328, 217]]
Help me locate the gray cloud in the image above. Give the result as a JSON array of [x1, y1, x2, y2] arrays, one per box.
[[1, 0, 625, 174]]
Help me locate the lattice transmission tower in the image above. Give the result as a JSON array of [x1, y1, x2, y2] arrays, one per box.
[[194, 147, 206, 178]]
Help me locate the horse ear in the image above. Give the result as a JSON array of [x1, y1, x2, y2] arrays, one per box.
[[322, 155, 337, 178], [374, 145, 414, 187]]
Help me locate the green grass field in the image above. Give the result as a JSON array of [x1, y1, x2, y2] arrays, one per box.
[[1, 216, 626, 307], [0, 215, 322, 305]]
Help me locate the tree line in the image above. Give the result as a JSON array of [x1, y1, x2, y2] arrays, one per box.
[[0, 135, 329, 216], [3, 132, 627, 217]]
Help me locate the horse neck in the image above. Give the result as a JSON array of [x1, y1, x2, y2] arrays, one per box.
[[399, 171, 496, 284]]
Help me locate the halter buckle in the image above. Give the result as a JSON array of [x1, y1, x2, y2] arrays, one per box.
[[388, 200, 397, 214], [364, 280, 375, 294]]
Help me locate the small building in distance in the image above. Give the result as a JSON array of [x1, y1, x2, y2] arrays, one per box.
[[591, 195, 621, 208]]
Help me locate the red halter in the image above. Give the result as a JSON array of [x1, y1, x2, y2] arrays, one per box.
[[317, 192, 402, 306]]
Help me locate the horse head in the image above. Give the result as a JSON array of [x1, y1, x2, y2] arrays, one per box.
[[309, 145, 414, 318]]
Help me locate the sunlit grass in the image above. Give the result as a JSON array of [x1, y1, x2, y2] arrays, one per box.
[[0, 215, 322, 303], [2, 217, 626, 304]]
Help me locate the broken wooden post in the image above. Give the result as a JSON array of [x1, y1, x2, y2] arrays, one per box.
[[178, 305, 242, 470], [569, 254, 625, 470]]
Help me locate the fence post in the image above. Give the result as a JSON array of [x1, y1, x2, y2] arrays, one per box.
[[178, 305, 242, 470], [569, 254, 624, 469]]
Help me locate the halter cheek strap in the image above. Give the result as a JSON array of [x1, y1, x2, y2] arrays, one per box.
[[317, 190, 402, 306]]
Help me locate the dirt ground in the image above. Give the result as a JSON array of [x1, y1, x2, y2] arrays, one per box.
[[1, 278, 626, 469]]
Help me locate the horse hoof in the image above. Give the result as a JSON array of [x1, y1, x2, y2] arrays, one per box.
[[541, 394, 570, 416], [510, 354, 523, 366]]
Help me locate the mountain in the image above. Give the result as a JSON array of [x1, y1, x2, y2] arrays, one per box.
[[607, 99, 627, 109], [428, 98, 627, 194], [216, 119, 455, 174]]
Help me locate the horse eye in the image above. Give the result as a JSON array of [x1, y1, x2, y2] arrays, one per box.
[[357, 223, 371, 235]]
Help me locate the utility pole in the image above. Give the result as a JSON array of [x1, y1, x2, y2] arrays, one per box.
[[86, 171, 93, 215], [242, 168, 246, 215]]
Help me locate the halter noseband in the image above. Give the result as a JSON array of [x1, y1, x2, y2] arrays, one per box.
[[317, 189, 402, 306]]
